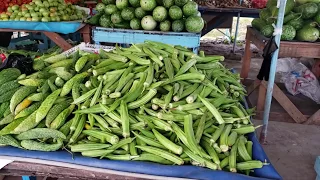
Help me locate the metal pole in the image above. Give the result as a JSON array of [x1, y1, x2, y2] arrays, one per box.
[[233, 12, 241, 53], [260, 0, 287, 144]]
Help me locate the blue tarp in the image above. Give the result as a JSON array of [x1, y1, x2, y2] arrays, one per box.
[[0, 21, 83, 34], [0, 130, 281, 180]]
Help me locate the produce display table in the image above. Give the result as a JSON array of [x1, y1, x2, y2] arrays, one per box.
[[92, 27, 201, 53], [200, 7, 260, 35], [240, 26, 320, 125], [0, 24, 92, 51]]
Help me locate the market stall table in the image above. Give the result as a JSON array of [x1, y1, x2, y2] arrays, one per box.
[[0, 24, 92, 51], [199, 7, 259, 52], [240, 26, 320, 125]]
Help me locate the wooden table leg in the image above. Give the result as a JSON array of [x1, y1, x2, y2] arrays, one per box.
[[79, 24, 91, 43], [43, 32, 72, 51], [240, 29, 252, 79], [303, 109, 320, 125], [257, 83, 266, 112], [261, 81, 307, 123]]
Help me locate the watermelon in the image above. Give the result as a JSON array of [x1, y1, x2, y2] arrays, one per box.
[[261, 24, 274, 37], [96, 3, 106, 13], [141, 15, 157, 30], [130, 18, 141, 29], [153, 6, 168, 22], [183, 1, 198, 17], [140, 0, 157, 11], [111, 11, 123, 24], [135, 7, 147, 19], [160, 20, 171, 31], [172, 19, 184, 32], [102, 0, 115, 4], [185, 15, 204, 33], [163, 0, 174, 8], [116, 0, 129, 10], [104, 4, 118, 15], [169, 5, 183, 20], [121, 7, 135, 21], [129, 0, 140, 7], [281, 25, 296, 40], [175, 0, 188, 7], [99, 15, 112, 27]]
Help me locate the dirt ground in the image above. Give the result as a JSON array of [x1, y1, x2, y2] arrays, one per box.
[[253, 120, 320, 180]]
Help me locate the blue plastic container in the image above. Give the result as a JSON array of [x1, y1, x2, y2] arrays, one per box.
[[92, 27, 201, 53], [0, 129, 281, 180], [0, 21, 83, 34]]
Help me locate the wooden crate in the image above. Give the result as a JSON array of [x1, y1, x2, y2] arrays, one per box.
[[92, 27, 201, 53]]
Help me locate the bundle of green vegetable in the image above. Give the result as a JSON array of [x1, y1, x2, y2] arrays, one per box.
[[252, 0, 320, 42], [0, 41, 265, 175], [86, 0, 204, 33]]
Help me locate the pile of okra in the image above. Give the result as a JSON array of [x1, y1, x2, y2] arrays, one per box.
[[0, 40, 266, 175]]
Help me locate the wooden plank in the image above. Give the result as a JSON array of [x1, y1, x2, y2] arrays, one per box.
[[240, 27, 253, 79], [79, 24, 91, 43], [249, 27, 320, 58], [1, 162, 145, 180], [303, 109, 320, 125], [43, 32, 72, 51], [256, 83, 266, 111], [261, 81, 307, 123]]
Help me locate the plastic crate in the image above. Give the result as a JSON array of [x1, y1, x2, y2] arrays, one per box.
[[92, 27, 201, 53], [0, 45, 281, 180]]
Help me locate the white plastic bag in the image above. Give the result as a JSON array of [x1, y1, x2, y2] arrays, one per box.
[[282, 63, 320, 104]]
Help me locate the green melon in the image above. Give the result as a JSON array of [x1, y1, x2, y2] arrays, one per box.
[[135, 7, 147, 19], [141, 15, 157, 30], [130, 18, 141, 29], [121, 7, 135, 21], [140, 0, 157, 11], [183, 1, 198, 17], [169, 5, 183, 20], [116, 0, 129, 10], [153, 6, 168, 22], [172, 19, 184, 32], [185, 15, 204, 33], [160, 20, 171, 31]]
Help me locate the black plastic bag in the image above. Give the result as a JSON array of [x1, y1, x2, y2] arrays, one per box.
[[0, 53, 34, 75], [257, 36, 278, 81]]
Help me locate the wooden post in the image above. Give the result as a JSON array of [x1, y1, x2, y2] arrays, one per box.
[[240, 27, 252, 79], [257, 83, 266, 112], [79, 24, 91, 43]]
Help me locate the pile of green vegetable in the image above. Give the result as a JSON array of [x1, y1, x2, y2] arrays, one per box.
[[252, 0, 320, 42], [0, 0, 86, 22], [87, 0, 204, 33], [0, 41, 265, 175]]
